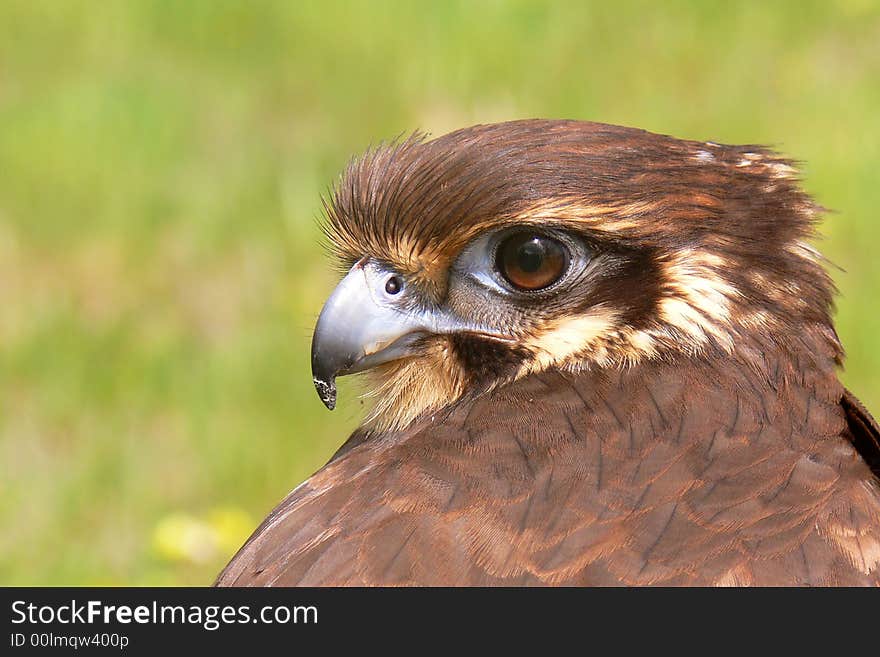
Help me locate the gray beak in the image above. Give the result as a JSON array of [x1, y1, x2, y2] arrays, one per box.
[[311, 259, 451, 410]]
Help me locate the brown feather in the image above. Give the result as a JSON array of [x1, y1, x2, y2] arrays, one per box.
[[218, 331, 880, 586]]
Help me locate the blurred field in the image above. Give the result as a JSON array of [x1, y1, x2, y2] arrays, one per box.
[[1, 1, 878, 585]]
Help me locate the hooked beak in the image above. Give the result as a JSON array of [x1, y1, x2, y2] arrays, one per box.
[[311, 260, 453, 410]]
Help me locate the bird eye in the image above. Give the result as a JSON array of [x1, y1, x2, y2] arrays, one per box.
[[495, 233, 568, 291], [385, 275, 403, 295]]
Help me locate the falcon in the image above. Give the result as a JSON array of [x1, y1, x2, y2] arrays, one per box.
[[217, 119, 880, 586]]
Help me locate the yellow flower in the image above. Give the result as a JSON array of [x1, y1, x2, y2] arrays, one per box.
[[152, 507, 253, 565]]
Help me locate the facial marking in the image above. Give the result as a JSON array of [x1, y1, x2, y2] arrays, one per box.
[[512, 200, 642, 234], [658, 249, 739, 352], [519, 305, 621, 376]]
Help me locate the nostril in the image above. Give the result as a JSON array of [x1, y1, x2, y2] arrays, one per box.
[[385, 276, 403, 295]]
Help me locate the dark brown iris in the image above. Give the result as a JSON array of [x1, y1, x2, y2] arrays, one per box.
[[496, 233, 567, 291]]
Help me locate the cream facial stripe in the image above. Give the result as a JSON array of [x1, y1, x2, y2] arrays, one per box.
[[657, 249, 739, 352], [518, 306, 621, 376]]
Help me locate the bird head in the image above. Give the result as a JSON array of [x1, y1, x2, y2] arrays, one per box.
[[312, 120, 839, 432]]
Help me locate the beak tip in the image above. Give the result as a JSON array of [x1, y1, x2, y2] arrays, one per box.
[[313, 377, 337, 411]]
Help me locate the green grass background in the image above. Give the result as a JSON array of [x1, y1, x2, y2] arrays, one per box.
[[1, 0, 878, 585]]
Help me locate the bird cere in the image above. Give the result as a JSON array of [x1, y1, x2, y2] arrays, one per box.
[[219, 120, 880, 586]]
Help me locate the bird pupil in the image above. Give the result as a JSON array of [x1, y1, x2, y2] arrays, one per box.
[[517, 241, 544, 272]]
